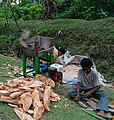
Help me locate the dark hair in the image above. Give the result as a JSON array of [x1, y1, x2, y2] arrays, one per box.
[[80, 58, 93, 68], [56, 47, 66, 54]]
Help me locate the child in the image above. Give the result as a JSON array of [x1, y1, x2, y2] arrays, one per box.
[[68, 58, 112, 119]]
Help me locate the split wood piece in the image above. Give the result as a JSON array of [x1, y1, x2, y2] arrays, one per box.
[[18, 77, 33, 81], [0, 83, 5, 90], [18, 86, 33, 92], [6, 79, 20, 87], [18, 92, 32, 112], [8, 103, 18, 108], [34, 102, 44, 120], [0, 90, 10, 96], [108, 108, 114, 113], [108, 101, 114, 109], [27, 110, 34, 114], [50, 90, 61, 101], [0, 96, 18, 104], [10, 91, 24, 98], [90, 98, 99, 102], [32, 89, 42, 107], [35, 74, 55, 88], [14, 108, 34, 120], [87, 100, 97, 110], [4, 86, 19, 93], [32, 89, 44, 120], [77, 101, 89, 109], [28, 80, 44, 88], [43, 86, 51, 111], [19, 80, 34, 86]]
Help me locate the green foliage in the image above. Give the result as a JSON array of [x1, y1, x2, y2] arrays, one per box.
[[19, 0, 34, 7], [0, 0, 114, 20], [0, 8, 6, 21], [0, 35, 11, 52], [57, 0, 109, 20], [12, 3, 43, 20], [55, 39, 70, 49]]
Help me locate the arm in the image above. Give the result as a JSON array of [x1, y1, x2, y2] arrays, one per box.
[[84, 71, 101, 97], [75, 82, 81, 101], [84, 85, 100, 97]]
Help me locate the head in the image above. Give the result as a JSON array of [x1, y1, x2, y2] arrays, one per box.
[[80, 58, 93, 74], [56, 47, 66, 56]]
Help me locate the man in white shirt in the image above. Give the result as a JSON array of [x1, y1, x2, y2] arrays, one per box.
[[68, 58, 112, 119]]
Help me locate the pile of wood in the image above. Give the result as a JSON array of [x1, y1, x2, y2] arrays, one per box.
[[0, 74, 61, 120]]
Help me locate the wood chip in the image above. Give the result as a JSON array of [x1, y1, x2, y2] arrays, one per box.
[[18, 92, 32, 112], [14, 108, 34, 120], [0, 90, 10, 96], [43, 86, 51, 111]]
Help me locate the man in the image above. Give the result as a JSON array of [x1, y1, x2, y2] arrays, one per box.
[[68, 58, 112, 119]]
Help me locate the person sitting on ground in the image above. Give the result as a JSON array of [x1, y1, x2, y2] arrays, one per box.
[[55, 47, 66, 65], [68, 58, 112, 119]]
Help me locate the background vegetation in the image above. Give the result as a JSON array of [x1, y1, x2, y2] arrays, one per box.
[[0, 0, 114, 21], [0, 18, 114, 81]]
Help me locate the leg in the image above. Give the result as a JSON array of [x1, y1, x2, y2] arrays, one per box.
[[68, 87, 91, 99], [93, 90, 108, 112], [93, 90, 112, 119], [68, 88, 77, 98]]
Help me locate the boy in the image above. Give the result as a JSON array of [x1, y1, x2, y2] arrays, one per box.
[[68, 58, 112, 119]]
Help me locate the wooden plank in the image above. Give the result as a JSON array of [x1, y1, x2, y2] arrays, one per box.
[[108, 101, 114, 109], [87, 100, 97, 110], [77, 101, 89, 109]]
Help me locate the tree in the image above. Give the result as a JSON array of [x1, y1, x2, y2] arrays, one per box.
[[44, 0, 56, 19]]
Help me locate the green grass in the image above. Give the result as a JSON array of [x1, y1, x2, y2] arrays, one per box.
[[0, 54, 22, 83], [0, 54, 114, 120]]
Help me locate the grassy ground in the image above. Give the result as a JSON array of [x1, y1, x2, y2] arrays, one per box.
[[0, 54, 114, 120]]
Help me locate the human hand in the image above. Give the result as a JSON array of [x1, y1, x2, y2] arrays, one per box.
[[83, 91, 92, 97], [74, 94, 81, 101]]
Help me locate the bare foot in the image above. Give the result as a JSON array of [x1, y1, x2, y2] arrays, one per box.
[[97, 110, 112, 119]]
